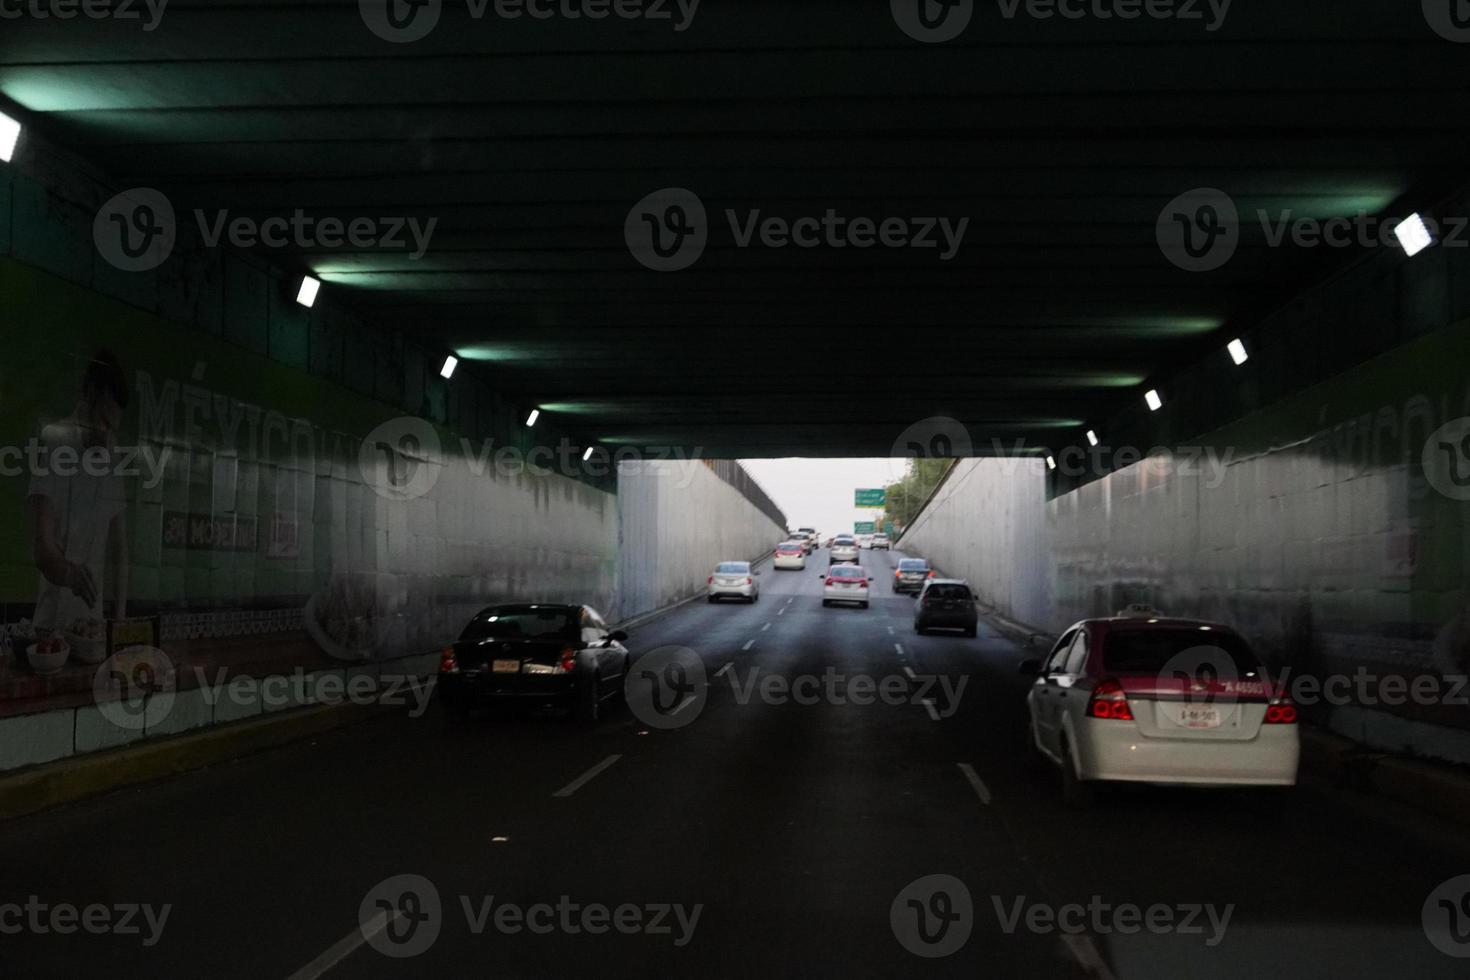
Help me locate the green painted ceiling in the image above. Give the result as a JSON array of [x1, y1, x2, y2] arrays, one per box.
[[3, 1, 1469, 456]]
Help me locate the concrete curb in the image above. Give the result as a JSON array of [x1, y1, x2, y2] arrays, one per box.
[[0, 701, 387, 823]]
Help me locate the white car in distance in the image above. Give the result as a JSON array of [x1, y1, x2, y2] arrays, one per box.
[[707, 561, 760, 603], [821, 564, 871, 608]]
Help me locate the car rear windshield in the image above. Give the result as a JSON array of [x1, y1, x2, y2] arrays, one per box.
[[461, 608, 574, 641], [716, 563, 750, 574], [925, 584, 971, 600], [1102, 628, 1263, 674], [832, 567, 866, 579], [899, 559, 929, 570], [778, 543, 801, 551]]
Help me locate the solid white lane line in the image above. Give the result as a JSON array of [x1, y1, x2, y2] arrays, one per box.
[[920, 699, 941, 722], [715, 662, 733, 678], [956, 763, 992, 805], [741, 640, 755, 651], [902, 666, 917, 681], [553, 754, 623, 798], [285, 912, 393, 980], [1059, 934, 1118, 980]]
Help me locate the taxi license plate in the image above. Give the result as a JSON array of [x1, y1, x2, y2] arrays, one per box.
[[1176, 705, 1221, 729], [492, 659, 521, 674]]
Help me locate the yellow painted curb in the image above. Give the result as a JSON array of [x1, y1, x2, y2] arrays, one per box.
[[0, 703, 386, 822]]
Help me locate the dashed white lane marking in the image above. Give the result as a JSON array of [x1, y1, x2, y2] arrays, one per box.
[[741, 640, 755, 651], [553, 754, 623, 798], [956, 763, 992, 805], [893, 643, 905, 657], [715, 662, 733, 678], [286, 912, 393, 980], [886, 626, 895, 635], [1059, 934, 1118, 980], [777, 606, 786, 616], [761, 622, 771, 632], [920, 699, 941, 722], [902, 666, 917, 682]]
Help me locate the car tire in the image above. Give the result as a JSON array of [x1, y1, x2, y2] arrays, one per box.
[[914, 623, 925, 634], [574, 675, 601, 725], [1060, 738, 1094, 809], [964, 626, 978, 638], [821, 599, 831, 607], [707, 596, 717, 603], [1024, 718, 1049, 773], [860, 601, 869, 609]]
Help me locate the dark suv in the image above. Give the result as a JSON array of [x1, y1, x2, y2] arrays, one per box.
[[914, 580, 978, 636]]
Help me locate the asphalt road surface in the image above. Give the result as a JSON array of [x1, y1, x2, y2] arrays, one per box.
[[4, 548, 1467, 978]]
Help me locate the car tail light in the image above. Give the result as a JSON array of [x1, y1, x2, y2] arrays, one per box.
[[707, 575, 714, 584], [824, 577, 834, 586], [439, 646, 458, 674], [746, 577, 754, 585], [1264, 697, 1297, 724], [1088, 679, 1134, 721], [927, 570, 936, 578], [559, 647, 577, 674]]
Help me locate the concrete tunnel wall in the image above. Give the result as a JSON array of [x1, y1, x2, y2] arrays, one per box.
[[0, 127, 788, 769], [900, 315, 1470, 766], [616, 459, 788, 619]]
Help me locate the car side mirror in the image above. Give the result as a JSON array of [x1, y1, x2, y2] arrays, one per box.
[[754, 571, 762, 576], [1018, 658, 1042, 676]]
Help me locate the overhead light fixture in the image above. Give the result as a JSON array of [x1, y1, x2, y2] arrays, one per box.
[[1393, 213, 1433, 257], [1086, 430, 1099, 447], [439, 355, 458, 380], [295, 276, 321, 308], [1045, 455, 1056, 471], [582, 447, 595, 462], [1145, 389, 1163, 412], [1227, 338, 1249, 366], [525, 409, 540, 427], [0, 112, 19, 163]]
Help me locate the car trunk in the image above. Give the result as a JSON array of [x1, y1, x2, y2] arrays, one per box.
[[1113, 674, 1274, 742]]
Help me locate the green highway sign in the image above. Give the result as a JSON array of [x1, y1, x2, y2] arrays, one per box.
[[883, 521, 895, 536], [854, 521, 877, 534], [854, 488, 886, 508]]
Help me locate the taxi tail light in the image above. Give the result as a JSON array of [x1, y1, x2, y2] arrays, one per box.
[[707, 575, 714, 584], [746, 577, 754, 585], [1088, 678, 1134, 721], [559, 647, 577, 674], [1264, 696, 1297, 724], [439, 647, 458, 673]]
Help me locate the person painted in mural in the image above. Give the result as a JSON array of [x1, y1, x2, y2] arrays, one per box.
[[26, 350, 130, 665]]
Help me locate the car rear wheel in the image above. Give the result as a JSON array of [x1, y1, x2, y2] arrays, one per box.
[[914, 623, 925, 634], [859, 601, 869, 609], [964, 625, 978, 638], [821, 599, 831, 607], [1060, 738, 1094, 809], [575, 675, 601, 725]]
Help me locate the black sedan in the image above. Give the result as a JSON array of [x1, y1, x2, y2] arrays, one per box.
[[913, 580, 979, 637], [438, 603, 629, 723]]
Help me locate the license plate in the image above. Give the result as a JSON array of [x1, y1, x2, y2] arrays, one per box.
[[1176, 705, 1221, 729], [492, 659, 521, 674]]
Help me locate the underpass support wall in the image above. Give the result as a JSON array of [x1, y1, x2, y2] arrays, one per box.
[[615, 460, 787, 621], [899, 317, 1470, 765]]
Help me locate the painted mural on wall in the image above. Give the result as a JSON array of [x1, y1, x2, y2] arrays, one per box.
[[0, 259, 618, 713]]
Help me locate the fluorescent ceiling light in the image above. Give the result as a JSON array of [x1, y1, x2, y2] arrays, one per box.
[[525, 409, 540, 427], [1085, 430, 1099, 447], [582, 447, 594, 462], [1045, 455, 1056, 471], [1145, 389, 1163, 412], [1393, 213, 1433, 257], [0, 112, 19, 162], [1227, 338, 1249, 366], [295, 276, 321, 308], [439, 355, 458, 379]]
